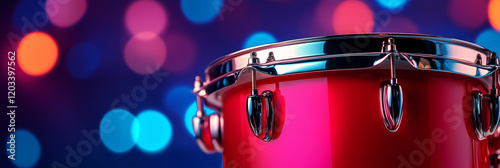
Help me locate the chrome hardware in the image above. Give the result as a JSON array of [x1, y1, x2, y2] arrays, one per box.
[[192, 76, 223, 153], [475, 54, 482, 65], [266, 52, 275, 63], [202, 34, 496, 107], [472, 90, 499, 140], [246, 52, 276, 141], [248, 51, 260, 65], [380, 38, 404, 132], [380, 80, 403, 132], [472, 53, 500, 140], [194, 34, 497, 136], [491, 52, 499, 65], [383, 38, 397, 52], [261, 90, 275, 141], [472, 91, 486, 140]]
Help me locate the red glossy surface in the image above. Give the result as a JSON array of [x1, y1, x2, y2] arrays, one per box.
[[221, 69, 492, 168], [201, 118, 215, 152]]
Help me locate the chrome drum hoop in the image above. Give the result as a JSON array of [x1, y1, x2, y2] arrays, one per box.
[[199, 34, 497, 105]]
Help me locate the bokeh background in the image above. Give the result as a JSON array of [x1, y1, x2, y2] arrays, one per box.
[[1, 0, 500, 167]]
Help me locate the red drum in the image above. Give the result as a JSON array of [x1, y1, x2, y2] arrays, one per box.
[[191, 34, 500, 168]]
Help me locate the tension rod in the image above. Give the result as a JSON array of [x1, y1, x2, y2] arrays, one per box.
[[380, 38, 404, 133], [386, 38, 398, 85], [491, 52, 499, 97], [194, 76, 205, 117], [249, 51, 260, 96]]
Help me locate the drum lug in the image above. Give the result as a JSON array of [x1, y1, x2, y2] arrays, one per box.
[[472, 68, 500, 140], [246, 52, 276, 141], [380, 38, 404, 132], [192, 76, 223, 153], [380, 80, 403, 132]]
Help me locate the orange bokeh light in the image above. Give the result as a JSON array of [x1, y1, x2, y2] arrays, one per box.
[[490, 0, 500, 31], [17, 32, 59, 76]]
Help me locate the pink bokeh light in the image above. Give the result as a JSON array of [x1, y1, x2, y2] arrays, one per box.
[[162, 34, 197, 73], [332, 0, 373, 34], [125, 0, 168, 37], [124, 32, 167, 75], [45, 0, 87, 27], [448, 0, 488, 29]]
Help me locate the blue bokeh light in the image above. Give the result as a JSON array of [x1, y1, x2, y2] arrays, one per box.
[[184, 101, 216, 136], [12, 0, 50, 35], [376, 0, 408, 10], [133, 110, 173, 153], [6, 129, 41, 168], [243, 31, 277, 49], [66, 42, 100, 79], [181, 0, 223, 24], [475, 29, 500, 52], [100, 109, 137, 153], [164, 86, 195, 114]]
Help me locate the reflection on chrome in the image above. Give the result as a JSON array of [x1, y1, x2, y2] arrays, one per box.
[[195, 34, 498, 121], [274, 61, 327, 75], [410, 55, 492, 77], [418, 58, 432, 69], [201, 34, 496, 100]]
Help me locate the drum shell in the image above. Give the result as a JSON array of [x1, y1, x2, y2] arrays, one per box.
[[221, 69, 491, 168]]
